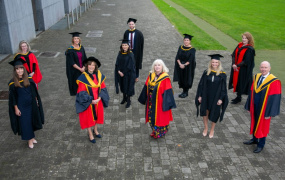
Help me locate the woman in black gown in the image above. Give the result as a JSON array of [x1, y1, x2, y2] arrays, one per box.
[[8, 58, 44, 149], [173, 34, 196, 98], [115, 39, 136, 108], [195, 54, 228, 138], [65, 32, 87, 96]]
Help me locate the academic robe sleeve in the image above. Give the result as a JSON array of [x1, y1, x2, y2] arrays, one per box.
[[162, 88, 176, 111], [99, 82, 110, 108], [126, 53, 136, 95], [8, 83, 19, 135], [138, 76, 149, 105], [76, 91, 93, 114], [195, 71, 206, 117], [264, 80, 282, 117], [114, 53, 120, 94]]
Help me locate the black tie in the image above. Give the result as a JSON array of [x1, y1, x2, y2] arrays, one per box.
[[257, 76, 264, 87]]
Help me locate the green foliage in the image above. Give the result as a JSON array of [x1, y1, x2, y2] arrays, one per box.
[[151, 0, 225, 50], [173, 0, 285, 50]]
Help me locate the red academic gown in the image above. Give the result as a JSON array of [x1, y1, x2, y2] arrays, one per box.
[[138, 72, 176, 127], [76, 71, 106, 129], [245, 73, 281, 138], [14, 52, 42, 84]]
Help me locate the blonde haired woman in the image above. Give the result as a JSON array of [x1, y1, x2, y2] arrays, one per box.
[[195, 54, 228, 138], [14, 40, 42, 87], [138, 59, 176, 139], [66, 32, 87, 96]]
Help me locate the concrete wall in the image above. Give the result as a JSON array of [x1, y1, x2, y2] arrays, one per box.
[[0, 0, 36, 54], [64, 0, 80, 14], [35, 0, 65, 30]]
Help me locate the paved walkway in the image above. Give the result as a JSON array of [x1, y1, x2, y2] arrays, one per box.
[[0, 0, 284, 179]]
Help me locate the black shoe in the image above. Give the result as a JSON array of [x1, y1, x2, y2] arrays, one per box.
[[178, 92, 184, 98], [120, 99, 126, 104], [88, 134, 96, 143], [243, 139, 258, 145], [180, 92, 188, 98], [92, 129, 102, 138], [231, 98, 241, 104], [126, 101, 131, 108], [253, 147, 263, 153], [126, 97, 131, 108], [231, 97, 238, 102]]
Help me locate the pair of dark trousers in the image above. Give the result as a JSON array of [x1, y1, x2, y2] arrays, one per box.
[[252, 135, 266, 148]]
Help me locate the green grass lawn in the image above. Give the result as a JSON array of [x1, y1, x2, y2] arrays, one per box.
[[151, 0, 225, 50], [172, 0, 285, 50]]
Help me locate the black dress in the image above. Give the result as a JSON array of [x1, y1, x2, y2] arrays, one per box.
[[173, 45, 196, 90], [114, 52, 136, 96], [65, 44, 87, 96], [195, 70, 228, 123], [8, 78, 44, 139]]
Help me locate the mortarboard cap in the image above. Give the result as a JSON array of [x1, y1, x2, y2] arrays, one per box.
[[69, 32, 82, 37], [120, 39, 130, 44], [83, 56, 101, 68], [183, 34, 193, 40], [9, 57, 26, 67], [208, 54, 224, 60], [127, 18, 137, 24]]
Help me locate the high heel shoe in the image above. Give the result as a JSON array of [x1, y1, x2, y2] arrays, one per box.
[[209, 131, 214, 138], [88, 134, 96, 143], [202, 129, 207, 137], [32, 139, 37, 144], [28, 142, 34, 149]]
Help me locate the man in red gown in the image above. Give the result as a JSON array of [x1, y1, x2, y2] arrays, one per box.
[[244, 61, 281, 153]]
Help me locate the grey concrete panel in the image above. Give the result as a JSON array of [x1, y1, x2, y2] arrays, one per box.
[[1, 0, 35, 53], [41, 0, 65, 30], [64, 0, 80, 14]]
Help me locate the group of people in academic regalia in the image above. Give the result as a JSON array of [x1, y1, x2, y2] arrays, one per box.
[[7, 17, 281, 154]]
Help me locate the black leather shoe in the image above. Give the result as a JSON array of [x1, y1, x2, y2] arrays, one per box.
[[89, 139, 96, 143], [243, 139, 258, 145], [120, 99, 126, 104], [231, 98, 241, 104], [180, 92, 188, 98], [253, 147, 263, 153]]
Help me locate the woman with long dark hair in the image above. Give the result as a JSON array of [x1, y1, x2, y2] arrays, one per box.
[[76, 57, 109, 143], [8, 58, 44, 149]]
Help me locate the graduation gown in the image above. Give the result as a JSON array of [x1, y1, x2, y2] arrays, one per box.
[[138, 72, 176, 127], [123, 29, 144, 69], [229, 43, 255, 95], [114, 52, 136, 96], [65, 44, 87, 96], [76, 71, 109, 129], [245, 73, 281, 138], [8, 77, 44, 135], [173, 45, 196, 89], [14, 52, 42, 84], [195, 70, 228, 123]]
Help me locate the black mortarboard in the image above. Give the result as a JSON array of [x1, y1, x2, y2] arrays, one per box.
[[120, 39, 130, 44], [69, 32, 82, 37], [183, 34, 193, 40], [9, 57, 26, 66], [83, 56, 101, 68], [127, 18, 137, 24], [208, 54, 224, 60]]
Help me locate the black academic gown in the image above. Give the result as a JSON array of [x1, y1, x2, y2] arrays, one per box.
[[195, 70, 228, 123], [229, 45, 255, 95], [173, 46, 196, 89], [65, 44, 87, 96], [8, 77, 44, 135], [115, 52, 136, 96], [123, 29, 144, 69]]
